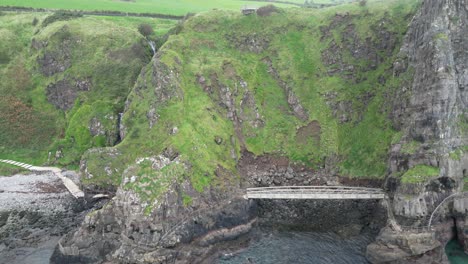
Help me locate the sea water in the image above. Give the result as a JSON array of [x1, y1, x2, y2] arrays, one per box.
[[218, 230, 372, 264], [446, 239, 468, 264]]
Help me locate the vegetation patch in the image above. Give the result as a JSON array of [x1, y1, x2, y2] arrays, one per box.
[[449, 146, 468, 161], [42, 11, 82, 27], [401, 165, 440, 184], [123, 159, 186, 214], [400, 140, 421, 155]]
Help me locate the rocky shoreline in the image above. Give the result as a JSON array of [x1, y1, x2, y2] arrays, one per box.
[[0, 172, 87, 264]]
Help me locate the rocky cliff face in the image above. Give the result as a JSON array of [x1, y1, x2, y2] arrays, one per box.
[[52, 1, 468, 263], [389, 0, 467, 182], [367, 0, 468, 263]]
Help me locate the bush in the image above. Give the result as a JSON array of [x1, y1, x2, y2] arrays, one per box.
[[42, 12, 82, 27], [359, 0, 367, 6], [32, 17, 39, 26], [257, 5, 279, 17], [138, 23, 154, 38], [0, 51, 9, 64]]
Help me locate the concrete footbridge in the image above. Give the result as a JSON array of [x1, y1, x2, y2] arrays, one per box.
[[245, 186, 386, 200], [0, 159, 85, 199]]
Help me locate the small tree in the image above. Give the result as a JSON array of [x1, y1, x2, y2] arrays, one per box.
[[138, 23, 154, 38], [359, 0, 367, 6], [32, 17, 39, 26]]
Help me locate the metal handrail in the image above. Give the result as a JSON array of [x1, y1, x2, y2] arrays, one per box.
[[246, 186, 385, 195], [247, 186, 381, 191], [247, 190, 382, 193]]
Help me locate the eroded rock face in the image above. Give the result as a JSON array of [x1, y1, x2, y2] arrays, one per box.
[[37, 25, 74, 77], [54, 179, 256, 263], [321, 14, 398, 81], [367, 227, 448, 264], [262, 57, 309, 121], [88, 113, 120, 146], [46, 78, 91, 110], [227, 32, 270, 54]]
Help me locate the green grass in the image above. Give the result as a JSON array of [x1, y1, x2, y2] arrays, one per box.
[[0, 0, 297, 16], [400, 140, 421, 155], [450, 146, 468, 159], [0, 162, 28, 176], [401, 165, 440, 184], [123, 160, 186, 213], [0, 0, 387, 17]]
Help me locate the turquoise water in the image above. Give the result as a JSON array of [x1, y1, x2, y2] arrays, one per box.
[[446, 239, 468, 264], [218, 230, 372, 264]]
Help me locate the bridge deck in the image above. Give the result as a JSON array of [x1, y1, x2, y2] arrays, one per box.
[[246, 186, 385, 200]]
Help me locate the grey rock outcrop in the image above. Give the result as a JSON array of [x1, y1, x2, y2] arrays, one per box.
[[54, 180, 256, 263], [368, 0, 468, 262], [389, 0, 468, 179]]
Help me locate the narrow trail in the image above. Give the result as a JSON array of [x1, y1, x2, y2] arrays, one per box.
[[0, 159, 85, 199]]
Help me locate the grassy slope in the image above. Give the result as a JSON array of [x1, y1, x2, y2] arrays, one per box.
[[0, 12, 176, 174], [81, 0, 419, 198]]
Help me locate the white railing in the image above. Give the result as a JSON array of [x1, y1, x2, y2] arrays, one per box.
[[246, 186, 386, 200]]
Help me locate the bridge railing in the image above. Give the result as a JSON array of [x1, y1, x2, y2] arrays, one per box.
[[247, 186, 383, 190], [247, 186, 385, 194], [245, 186, 386, 200]]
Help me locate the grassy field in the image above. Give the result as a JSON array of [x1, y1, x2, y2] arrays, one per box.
[[0, 0, 298, 15], [0, 0, 365, 16]]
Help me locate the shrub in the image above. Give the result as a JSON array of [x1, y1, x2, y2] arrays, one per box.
[[257, 5, 279, 17], [359, 0, 367, 6], [42, 12, 82, 27], [32, 17, 38, 26], [138, 23, 154, 38], [0, 51, 9, 64]]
